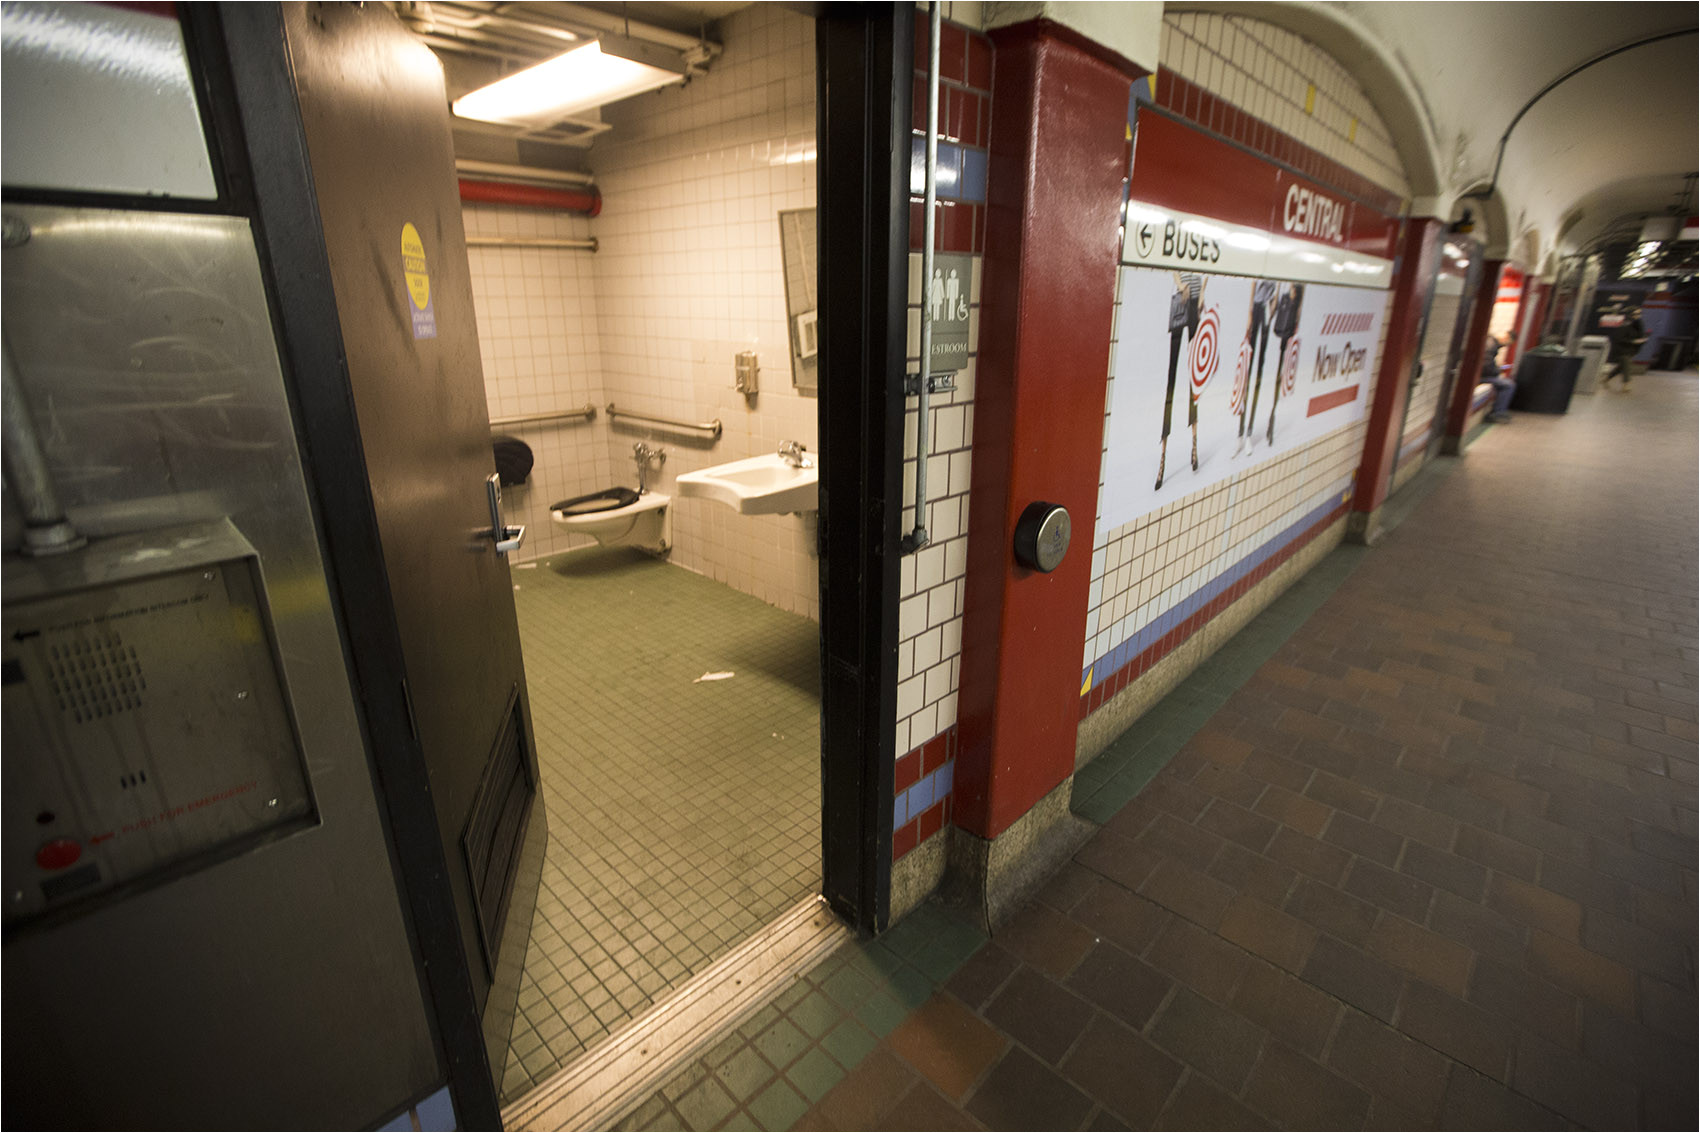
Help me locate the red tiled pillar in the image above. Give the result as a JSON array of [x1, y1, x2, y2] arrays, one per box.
[[955, 23, 1136, 839], [1446, 259, 1506, 438], [1351, 216, 1443, 523], [1503, 272, 1536, 368], [1524, 281, 1553, 350]]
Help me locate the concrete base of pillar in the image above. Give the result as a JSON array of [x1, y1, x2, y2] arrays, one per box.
[[943, 778, 1093, 933], [1344, 508, 1382, 546], [889, 826, 950, 926]]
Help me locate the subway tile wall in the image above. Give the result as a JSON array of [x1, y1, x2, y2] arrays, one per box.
[[466, 204, 610, 562], [1161, 12, 1410, 201], [891, 19, 994, 863], [590, 4, 820, 619], [1081, 14, 1407, 718]]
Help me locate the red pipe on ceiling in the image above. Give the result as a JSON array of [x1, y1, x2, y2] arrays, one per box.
[[457, 178, 601, 217]]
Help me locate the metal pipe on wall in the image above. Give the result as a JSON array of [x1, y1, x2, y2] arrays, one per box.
[[902, 1, 941, 555], [457, 178, 601, 216], [466, 235, 598, 251], [2, 338, 83, 555], [454, 159, 594, 187]]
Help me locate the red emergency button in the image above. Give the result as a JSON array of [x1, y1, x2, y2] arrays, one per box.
[[36, 839, 82, 871]]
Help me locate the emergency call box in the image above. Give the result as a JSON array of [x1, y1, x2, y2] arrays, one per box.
[[2, 519, 314, 930]]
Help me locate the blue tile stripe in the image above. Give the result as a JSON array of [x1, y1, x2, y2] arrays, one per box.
[[909, 137, 989, 204], [1084, 478, 1353, 692], [895, 760, 955, 827]]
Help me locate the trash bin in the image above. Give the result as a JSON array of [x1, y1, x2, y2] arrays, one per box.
[[1509, 351, 1582, 414], [1576, 335, 1611, 394]]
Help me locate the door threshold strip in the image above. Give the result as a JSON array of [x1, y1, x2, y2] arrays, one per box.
[[502, 896, 851, 1132]]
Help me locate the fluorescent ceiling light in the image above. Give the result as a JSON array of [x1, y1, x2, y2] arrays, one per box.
[[453, 36, 686, 128]]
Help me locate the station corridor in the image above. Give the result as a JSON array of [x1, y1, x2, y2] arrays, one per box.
[[616, 373, 1698, 1131]]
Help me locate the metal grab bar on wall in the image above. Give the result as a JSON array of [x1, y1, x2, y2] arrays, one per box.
[[466, 236, 599, 252], [606, 403, 723, 438], [488, 404, 597, 428]]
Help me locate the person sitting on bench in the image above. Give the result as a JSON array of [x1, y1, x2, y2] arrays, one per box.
[[1482, 334, 1515, 423]]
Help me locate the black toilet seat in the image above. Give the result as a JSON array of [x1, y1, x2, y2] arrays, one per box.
[[551, 487, 642, 516]]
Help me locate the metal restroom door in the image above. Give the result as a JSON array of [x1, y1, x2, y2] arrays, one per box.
[[280, 0, 544, 1094]]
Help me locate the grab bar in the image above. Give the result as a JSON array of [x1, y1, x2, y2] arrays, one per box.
[[466, 236, 598, 252], [489, 403, 597, 428], [606, 403, 723, 439]]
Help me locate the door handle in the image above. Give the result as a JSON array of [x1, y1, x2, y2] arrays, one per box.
[[485, 473, 525, 556]]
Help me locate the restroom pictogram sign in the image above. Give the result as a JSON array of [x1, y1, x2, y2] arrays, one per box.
[[923, 252, 973, 373]]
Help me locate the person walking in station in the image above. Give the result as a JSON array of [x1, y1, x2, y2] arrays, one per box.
[[1600, 308, 1647, 390]]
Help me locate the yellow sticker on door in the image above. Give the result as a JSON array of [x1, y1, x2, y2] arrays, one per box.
[[401, 222, 436, 339]]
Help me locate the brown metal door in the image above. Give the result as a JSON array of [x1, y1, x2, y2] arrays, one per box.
[[281, 0, 543, 1089]]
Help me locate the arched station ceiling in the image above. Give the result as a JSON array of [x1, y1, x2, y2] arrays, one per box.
[[1176, 2, 1697, 267]]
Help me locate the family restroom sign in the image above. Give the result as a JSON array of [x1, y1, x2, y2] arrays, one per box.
[[1098, 110, 1397, 531]]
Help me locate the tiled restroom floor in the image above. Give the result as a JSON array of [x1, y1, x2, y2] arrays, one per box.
[[500, 546, 822, 1102]]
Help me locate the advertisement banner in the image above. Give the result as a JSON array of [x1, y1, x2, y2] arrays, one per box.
[[1100, 265, 1386, 530]]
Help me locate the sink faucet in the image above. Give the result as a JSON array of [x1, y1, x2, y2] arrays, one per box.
[[778, 440, 813, 469]]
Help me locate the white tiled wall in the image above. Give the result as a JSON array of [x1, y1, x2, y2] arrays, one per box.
[[590, 4, 820, 619], [1162, 12, 1410, 201], [894, 252, 980, 759], [1082, 15, 1409, 698], [464, 6, 819, 615], [465, 204, 609, 562]]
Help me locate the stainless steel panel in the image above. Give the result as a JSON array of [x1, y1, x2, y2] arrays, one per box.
[[3, 519, 313, 926], [0, 3, 217, 199], [0, 205, 436, 1128]]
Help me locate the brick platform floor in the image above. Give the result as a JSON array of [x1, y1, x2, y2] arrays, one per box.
[[800, 375, 1698, 1130]]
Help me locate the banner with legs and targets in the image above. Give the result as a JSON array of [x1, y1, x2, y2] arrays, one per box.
[[1100, 265, 1387, 530]]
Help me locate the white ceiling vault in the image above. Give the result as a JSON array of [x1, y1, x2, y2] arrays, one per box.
[[1179, 1, 1698, 271]]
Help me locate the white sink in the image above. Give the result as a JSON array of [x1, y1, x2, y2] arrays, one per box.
[[676, 453, 819, 515]]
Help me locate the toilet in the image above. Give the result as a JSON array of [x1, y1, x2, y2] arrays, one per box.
[[551, 488, 671, 554]]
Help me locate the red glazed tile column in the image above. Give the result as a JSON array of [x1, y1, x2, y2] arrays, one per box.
[[1525, 281, 1552, 349], [955, 22, 1136, 844], [1504, 272, 1537, 367], [1445, 259, 1506, 442], [1349, 216, 1443, 541]]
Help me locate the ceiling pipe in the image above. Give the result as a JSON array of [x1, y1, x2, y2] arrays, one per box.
[[1463, 28, 1697, 204], [455, 158, 593, 186], [458, 177, 601, 215]]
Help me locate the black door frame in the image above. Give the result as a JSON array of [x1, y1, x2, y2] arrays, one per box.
[[816, 4, 912, 936]]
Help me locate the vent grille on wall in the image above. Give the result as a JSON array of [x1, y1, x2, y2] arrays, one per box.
[[462, 695, 535, 974], [45, 634, 146, 723]]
